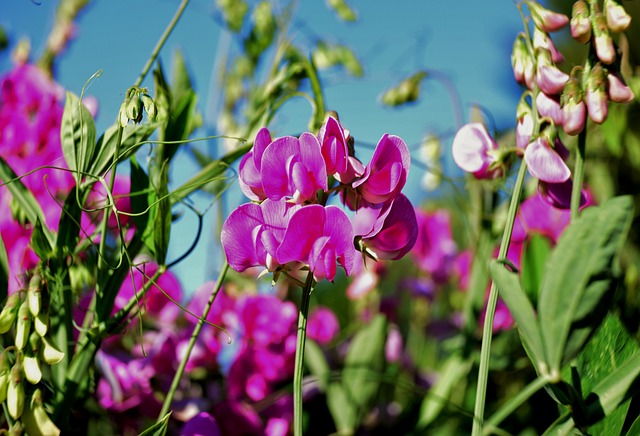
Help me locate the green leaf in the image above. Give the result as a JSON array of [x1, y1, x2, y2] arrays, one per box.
[[342, 315, 387, 425], [326, 382, 357, 433], [152, 160, 171, 266], [521, 233, 551, 305], [31, 219, 54, 260], [130, 156, 152, 250], [417, 353, 472, 428], [171, 49, 193, 106], [305, 339, 330, 392], [60, 91, 96, 183], [215, 0, 249, 32], [139, 412, 171, 436], [0, 157, 53, 246], [489, 260, 546, 372], [0, 233, 9, 301], [56, 189, 82, 256], [625, 413, 640, 436], [326, 0, 357, 21], [538, 196, 634, 376]]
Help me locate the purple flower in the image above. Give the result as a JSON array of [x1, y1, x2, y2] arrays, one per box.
[[524, 136, 571, 183], [353, 194, 418, 261], [277, 205, 356, 282], [352, 134, 411, 205], [536, 91, 564, 125], [261, 133, 328, 204], [307, 306, 340, 345], [238, 127, 272, 201], [181, 412, 222, 436], [538, 179, 590, 210], [221, 199, 301, 273], [411, 209, 458, 285], [451, 123, 500, 179], [317, 116, 349, 177]]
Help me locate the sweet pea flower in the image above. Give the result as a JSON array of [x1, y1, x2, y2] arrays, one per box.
[[516, 104, 534, 150], [261, 133, 328, 204], [586, 63, 609, 124], [561, 76, 586, 136], [352, 133, 411, 205], [307, 306, 340, 345], [605, 0, 631, 33], [353, 194, 418, 261], [181, 412, 222, 436], [221, 199, 301, 273], [593, 12, 616, 64], [535, 50, 569, 95], [238, 127, 272, 201], [607, 70, 635, 103], [538, 179, 590, 210], [512, 34, 534, 87], [277, 205, 356, 282], [317, 115, 349, 176], [533, 27, 564, 64], [536, 91, 564, 125], [524, 136, 571, 183], [451, 123, 500, 179], [526, 1, 569, 32], [571, 1, 592, 44], [412, 209, 458, 285]]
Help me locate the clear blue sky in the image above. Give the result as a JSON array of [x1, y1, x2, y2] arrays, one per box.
[[1, 0, 528, 292]]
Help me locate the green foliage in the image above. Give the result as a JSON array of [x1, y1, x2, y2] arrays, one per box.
[[380, 71, 428, 107], [61, 91, 96, 184]]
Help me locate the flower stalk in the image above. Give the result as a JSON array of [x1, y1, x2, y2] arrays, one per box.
[[293, 271, 315, 436]]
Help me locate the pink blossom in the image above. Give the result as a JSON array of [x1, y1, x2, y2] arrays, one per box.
[[317, 115, 349, 176], [593, 12, 616, 64], [524, 137, 571, 183], [411, 209, 458, 285], [516, 111, 534, 149], [526, 1, 569, 32], [451, 123, 500, 179], [571, 1, 592, 44], [385, 324, 403, 363], [533, 28, 564, 64], [536, 92, 564, 125], [307, 306, 340, 344], [238, 127, 272, 201], [607, 70, 635, 103]]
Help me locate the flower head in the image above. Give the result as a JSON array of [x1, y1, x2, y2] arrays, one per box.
[[451, 123, 500, 179]]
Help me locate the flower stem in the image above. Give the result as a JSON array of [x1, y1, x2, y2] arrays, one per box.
[[157, 262, 229, 421], [293, 272, 315, 436], [570, 128, 587, 220], [471, 161, 528, 436]]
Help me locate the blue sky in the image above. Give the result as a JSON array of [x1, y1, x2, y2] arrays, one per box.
[[1, 0, 528, 292]]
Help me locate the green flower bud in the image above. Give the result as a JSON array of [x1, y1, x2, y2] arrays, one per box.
[[23, 355, 42, 385], [14, 300, 31, 350], [27, 273, 42, 317], [7, 363, 24, 419], [141, 94, 157, 120], [119, 99, 129, 128], [34, 312, 49, 337], [126, 94, 143, 124], [23, 388, 61, 436], [40, 336, 65, 365], [0, 293, 22, 334]]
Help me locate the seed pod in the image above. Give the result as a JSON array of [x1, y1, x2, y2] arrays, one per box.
[[27, 273, 42, 317], [40, 336, 65, 365], [7, 363, 24, 419], [15, 300, 31, 350], [0, 293, 22, 334]]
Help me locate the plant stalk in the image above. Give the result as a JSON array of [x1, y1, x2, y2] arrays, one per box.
[[293, 272, 315, 436], [570, 128, 587, 221]]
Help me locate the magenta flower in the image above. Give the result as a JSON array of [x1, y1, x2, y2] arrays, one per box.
[[181, 412, 222, 436], [261, 133, 328, 204], [353, 194, 418, 261], [538, 179, 589, 210], [535, 57, 569, 95], [238, 127, 272, 201], [317, 116, 349, 177], [524, 136, 571, 183], [451, 123, 500, 179], [352, 134, 411, 205], [411, 209, 458, 285], [307, 306, 340, 345], [221, 199, 301, 273], [277, 205, 356, 282]]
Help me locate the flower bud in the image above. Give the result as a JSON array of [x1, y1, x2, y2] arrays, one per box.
[[526, 1, 569, 32], [561, 76, 586, 135], [0, 293, 21, 334], [535, 49, 569, 95], [571, 1, 592, 44], [23, 355, 42, 385], [14, 300, 31, 350], [586, 63, 609, 124], [536, 91, 564, 125], [22, 388, 61, 436], [7, 363, 24, 419], [118, 99, 129, 128], [141, 94, 157, 120], [512, 34, 533, 86], [125, 94, 143, 124], [607, 70, 635, 103], [34, 311, 48, 337], [0, 353, 10, 403], [605, 0, 631, 33], [516, 99, 534, 149], [533, 27, 564, 63], [40, 336, 65, 365], [27, 273, 42, 317], [593, 11, 616, 64]]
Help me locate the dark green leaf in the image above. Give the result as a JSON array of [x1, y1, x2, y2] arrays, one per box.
[[130, 156, 152, 251], [538, 196, 634, 375], [521, 233, 552, 305], [139, 412, 171, 436], [56, 188, 82, 256], [490, 260, 546, 371], [625, 413, 640, 436], [31, 219, 53, 260], [152, 160, 171, 266], [60, 91, 96, 183]]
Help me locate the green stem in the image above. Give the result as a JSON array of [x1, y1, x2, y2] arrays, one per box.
[[471, 161, 528, 436], [157, 262, 229, 421], [293, 272, 315, 436], [484, 376, 549, 434], [133, 0, 190, 88], [570, 128, 587, 221]]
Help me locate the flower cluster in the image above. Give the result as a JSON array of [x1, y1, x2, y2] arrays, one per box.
[[221, 116, 418, 283]]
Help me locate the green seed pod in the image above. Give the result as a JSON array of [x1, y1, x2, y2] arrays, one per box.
[[22, 388, 61, 436], [15, 300, 31, 350], [7, 363, 24, 419], [40, 336, 65, 365], [34, 312, 49, 337], [0, 293, 22, 334], [27, 274, 42, 317]]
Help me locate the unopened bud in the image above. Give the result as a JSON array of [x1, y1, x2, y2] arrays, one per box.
[[533, 27, 564, 63], [561, 75, 586, 135], [511, 34, 534, 87], [27, 273, 42, 317], [605, 0, 631, 33], [526, 1, 569, 32], [607, 70, 635, 103], [141, 94, 157, 120], [118, 100, 129, 128], [14, 300, 31, 350], [40, 336, 65, 365], [593, 11, 616, 64], [586, 63, 609, 124], [571, 1, 592, 44], [7, 363, 24, 419], [34, 312, 48, 337], [0, 293, 22, 334], [535, 49, 569, 95], [516, 100, 534, 150], [126, 94, 143, 124], [23, 389, 61, 436], [23, 355, 42, 385]]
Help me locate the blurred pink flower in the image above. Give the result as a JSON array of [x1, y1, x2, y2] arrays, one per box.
[[307, 306, 340, 345]]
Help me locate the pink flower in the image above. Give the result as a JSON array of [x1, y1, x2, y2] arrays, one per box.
[[276, 205, 356, 282], [571, 1, 592, 44], [607, 70, 635, 103], [353, 194, 418, 261], [451, 123, 500, 179], [261, 133, 328, 204], [516, 111, 534, 150], [307, 306, 340, 345], [533, 27, 564, 64], [524, 136, 571, 183], [238, 127, 272, 201], [352, 133, 411, 205], [561, 76, 586, 136], [593, 12, 616, 64], [526, 1, 569, 32], [586, 63, 609, 124], [535, 57, 569, 95], [411, 209, 458, 285], [317, 116, 349, 177], [538, 179, 590, 210], [536, 91, 564, 125]]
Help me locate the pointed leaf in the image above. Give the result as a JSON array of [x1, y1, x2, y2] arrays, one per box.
[[171, 49, 193, 105], [490, 260, 546, 371], [304, 339, 330, 392], [139, 412, 171, 436], [30, 219, 53, 260], [130, 156, 152, 248], [152, 160, 171, 267], [326, 382, 357, 433], [61, 91, 96, 182], [538, 196, 634, 375], [56, 188, 82, 256]]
